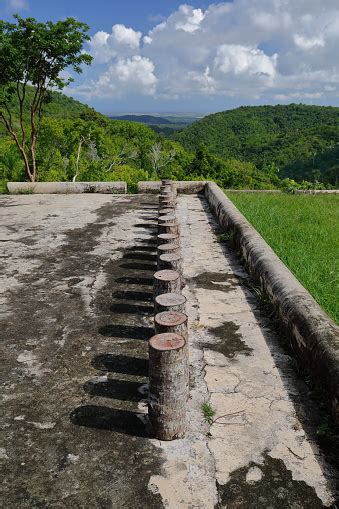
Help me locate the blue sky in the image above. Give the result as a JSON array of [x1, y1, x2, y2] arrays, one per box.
[[2, 0, 339, 114]]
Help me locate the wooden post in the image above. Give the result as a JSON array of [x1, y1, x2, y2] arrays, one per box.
[[148, 333, 187, 440], [157, 233, 178, 245], [154, 311, 188, 343], [159, 207, 175, 216], [157, 243, 179, 265], [158, 252, 182, 274], [158, 214, 176, 227], [159, 196, 176, 208], [154, 292, 186, 314], [153, 269, 181, 298], [158, 222, 179, 236]]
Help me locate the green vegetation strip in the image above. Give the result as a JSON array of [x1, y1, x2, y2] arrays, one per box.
[[226, 192, 339, 324]]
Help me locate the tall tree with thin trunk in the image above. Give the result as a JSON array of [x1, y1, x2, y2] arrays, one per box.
[[0, 15, 92, 182]]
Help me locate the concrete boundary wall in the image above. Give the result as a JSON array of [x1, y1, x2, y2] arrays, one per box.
[[7, 182, 127, 194], [137, 181, 208, 194], [204, 182, 339, 422]]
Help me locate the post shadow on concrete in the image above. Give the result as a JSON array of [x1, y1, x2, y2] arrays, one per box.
[[120, 262, 157, 271], [71, 198, 158, 437], [70, 405, 147, 437], [110, 303, 153, 315], [98, 324, 152, 340], [92, 354, 148, 377], [137, 239, 158, 246], [112, 290, 153, 302], [123, 252, 157, 262], [84, 379, 144, 401], [114, 276, 153, 286], [134, 223, 158, 229]]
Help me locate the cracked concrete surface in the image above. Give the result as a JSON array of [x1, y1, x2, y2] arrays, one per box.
[[0, 193, 337, 508]]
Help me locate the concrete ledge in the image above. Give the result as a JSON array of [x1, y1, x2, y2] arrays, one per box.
[[7, 182, 127, 194], [137, 181, 208, 194], [205, 182, 339, 422]]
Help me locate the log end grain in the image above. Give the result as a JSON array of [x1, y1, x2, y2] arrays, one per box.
[[155, 311, 188, 328], [149, 332, 185, 351]]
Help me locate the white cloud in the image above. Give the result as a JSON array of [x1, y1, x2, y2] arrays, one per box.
[[175, 5, 205, 33], [112, 24, 141, 49], [293, 34, 325, 50], [79, 56, 157, 98], [214, 45, 277, 77], [7, 0, 28, 9], [88, 24, 141, 64], [75, 1, 339, 102]]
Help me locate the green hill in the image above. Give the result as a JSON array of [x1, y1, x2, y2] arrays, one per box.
[[174, 104, 339, 184], [0, 87, 190, 190]]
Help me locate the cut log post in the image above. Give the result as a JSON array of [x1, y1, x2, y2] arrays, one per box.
[[158, 214, 176, 227], [158, 252, 183, 274], [157, 243, 180, 265], [148, 332, 187, 440], [161, 180, 177, 198], [157, 233, 178, 245], [154, 292, 187, 314], [159, 207, 175, 216], [154, 311, 188, 343], [159, 196, 176, 208], [153, 269, 181, 298], [158, 222, 179, 236]]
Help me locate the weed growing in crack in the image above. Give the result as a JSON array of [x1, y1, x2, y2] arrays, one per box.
[[201, 402, 216, 425]]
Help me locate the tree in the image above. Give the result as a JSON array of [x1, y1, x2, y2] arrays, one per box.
[[0, 15, 92, 182], [148, 142, 176, 177]]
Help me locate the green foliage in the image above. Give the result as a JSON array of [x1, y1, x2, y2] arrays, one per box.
[[201, 402, 216, 425], [187, 144, 280, 189], [0, 15, 92, 181], [226, 192, 339, 323], [175, 104, 339, 185]]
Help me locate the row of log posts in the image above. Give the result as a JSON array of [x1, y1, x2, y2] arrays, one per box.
[[148, 180, 189, 440]]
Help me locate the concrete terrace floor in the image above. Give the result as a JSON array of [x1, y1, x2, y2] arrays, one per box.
[[0, 193, 337, 508]]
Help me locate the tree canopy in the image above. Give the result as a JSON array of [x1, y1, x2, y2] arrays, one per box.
[[0, 15, 92, 181], [174, 104, 339, 185]]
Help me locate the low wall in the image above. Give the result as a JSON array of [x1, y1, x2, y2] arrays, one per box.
[[137, 181, 208, 194], [7, 182, 127, 194], [205, 182, 339, 422]]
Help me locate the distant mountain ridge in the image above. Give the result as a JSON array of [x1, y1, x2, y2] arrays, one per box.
[[109, 114, 175, 125]]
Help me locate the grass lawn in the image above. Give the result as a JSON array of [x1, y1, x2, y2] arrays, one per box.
[[226, 192, 339, 324]]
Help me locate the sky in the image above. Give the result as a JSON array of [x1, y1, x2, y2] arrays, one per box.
[[1, 0, 339, 114]]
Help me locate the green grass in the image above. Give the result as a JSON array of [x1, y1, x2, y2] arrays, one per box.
[[226, 192, 339, 324], [201, 402, 216, 425]]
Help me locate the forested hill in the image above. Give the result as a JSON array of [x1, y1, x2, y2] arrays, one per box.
[[0, 86, 189, 190], [174, 104, 339, 184]]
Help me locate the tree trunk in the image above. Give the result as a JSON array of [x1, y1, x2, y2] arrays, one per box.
[[158, 214, 176, 227], [159, 196, 176, 208], [157, 233, 178, 245], [157, 243, 180, 266], [148, 332, 188, 440], [154, 311, 188, 342], [153, 269, 181, 298], [154, 292, 186, 315], [159, 207, 175, 216], [158, 222, 179, 236], [158, 252, 183, 274]]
